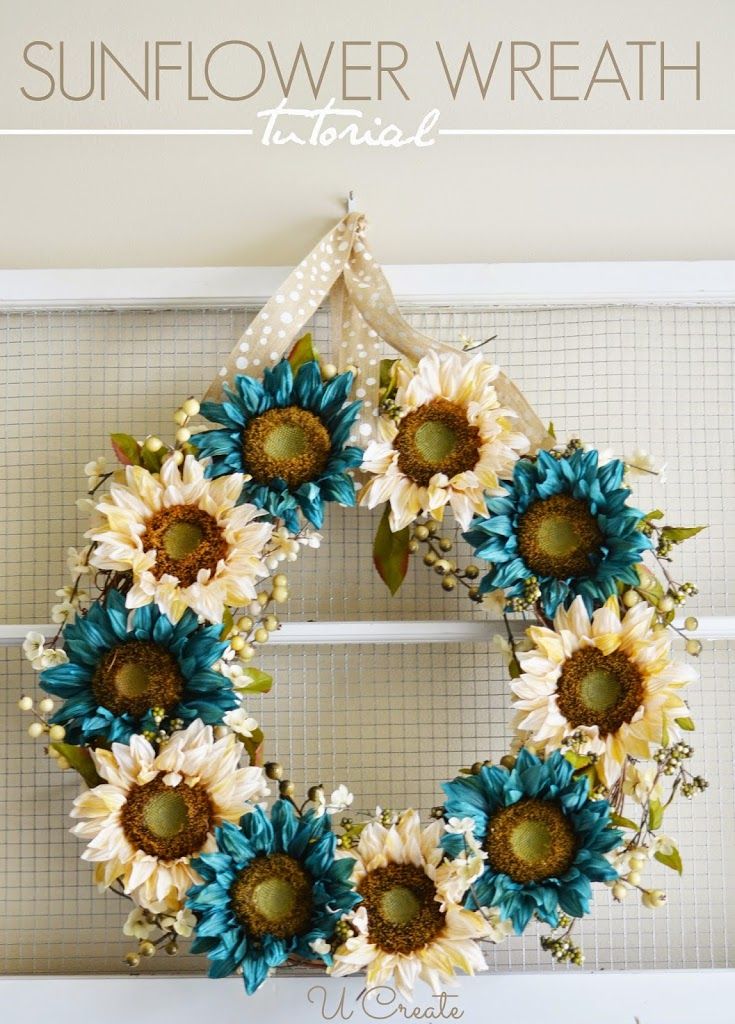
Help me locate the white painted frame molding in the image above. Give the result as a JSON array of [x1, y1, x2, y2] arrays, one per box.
[[2, 261, 733, 1014], [1, 259, 735, 310]]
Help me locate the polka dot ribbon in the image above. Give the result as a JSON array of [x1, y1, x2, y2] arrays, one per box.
[[204, 212, 551, 452]]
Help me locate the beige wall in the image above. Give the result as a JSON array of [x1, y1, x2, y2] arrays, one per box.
[[0, 0, 733, 267]]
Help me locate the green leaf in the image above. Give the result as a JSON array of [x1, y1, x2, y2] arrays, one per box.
[[675, 716, 695, 731], [110, 433, 141, 467], [508, 656, 521, 679], [220, 608, 234, 642], [547, 421, 556, 440], [648, 799, 664, 831], [655, 846, 683, 875], [141, 445, 165, 474], [288, 333, 318, 375], [379, 358, 399, 401], [610, 812, 640, 831], [660, 525, 706, 544], [564, 751, 592, 770], [635, 564, 665, 606], [643, 509, 665, 522], [242, 727, 264, 766], [575, 764, 598, 793], [373, 505, 411, 595], [51, 742, 102, 788], [236, 666, 273, 695]]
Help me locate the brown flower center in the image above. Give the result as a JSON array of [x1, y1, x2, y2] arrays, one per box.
[[359, 862, 445, 955], [557, 645, 645, 736], [121, 776, 213, 860], [141, 504, 228, 587], [92, 640, 184, 718], [517, 493, 603, 579], [486, 799, 577, 884], [243, 406, 331, 489], [230, 853, 314, 940], [394, 398, 481, 488]]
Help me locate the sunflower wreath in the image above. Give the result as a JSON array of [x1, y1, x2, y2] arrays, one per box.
[[20, 213, 707, 1000]]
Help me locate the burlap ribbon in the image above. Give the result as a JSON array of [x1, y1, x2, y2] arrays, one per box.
[[205, 212, 551, 453]]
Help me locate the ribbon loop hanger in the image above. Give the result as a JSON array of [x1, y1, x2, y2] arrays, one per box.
[[205, 212, 551, 453]]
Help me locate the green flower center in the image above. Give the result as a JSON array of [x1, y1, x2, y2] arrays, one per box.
[[142, 504, 228, 587], [143, 791, 189, 838], [394, 398, 481, 487], [230, 853, 314, 940], [163, 521, 204, 559], [486, 799, 577, 884], [557, 645, 645, 735], [121, 776, 213, 860], [244, 406, 331, 489], [517, 493, 603, 580], [92, 640, 184, 719], [380, 885, 422, 926], [359, 862, 445, 955]]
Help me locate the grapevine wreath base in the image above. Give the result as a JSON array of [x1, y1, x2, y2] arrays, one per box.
[[20, 212, 707, 1000]]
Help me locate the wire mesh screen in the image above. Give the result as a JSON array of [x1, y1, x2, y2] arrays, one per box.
[[1, 303, 733, 976]]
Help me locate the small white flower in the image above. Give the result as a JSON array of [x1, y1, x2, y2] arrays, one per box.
[[123, 908, 155, 940], [652, 834, 677, 857], [37, 648, 69, 670], [214, 657, 244, 682], [22, 631, 46, 665], [444, 816, 477, 836], [314, 784, 355, 818], [67, 546, 91, 576], [51, 600, 75, 625], [623, 447, 667, 484], [328, 784, 354, 814], [481, 589, 508, 616], [84, 456, 109, 490], [55, 584, 88, 609], [309, 937, 331, 956], [160, 907, 197, 938], [623, 763, 664, 806], [223, 707, 259, 740], [492, 634, 513, 657], [373, 805, 397, 826], [266, 527, 301, 568], [301, 529, 323, 550]]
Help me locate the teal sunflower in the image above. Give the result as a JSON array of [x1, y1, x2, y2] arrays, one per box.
[[39, 589, 236, 745], [463, 448, 651, 617], [187, 800, 360, 995], [442, 749, 621, 934], [193, 359, 363, 533]]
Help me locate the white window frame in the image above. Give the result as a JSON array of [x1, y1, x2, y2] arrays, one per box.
[[2, 260, 734, 1019]]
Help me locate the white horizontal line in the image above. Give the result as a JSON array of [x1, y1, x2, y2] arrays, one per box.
[[0, 129, 255, 136], [438, 129, 735, 136], [1, 617, 731, 646], [2, 261, 735, 311]]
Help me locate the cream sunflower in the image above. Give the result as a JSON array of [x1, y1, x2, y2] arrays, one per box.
[[70, 719, 269, 911], [359, 351, 529, 531], [87, 454, 273, 623], [329, 809, 506, 999], [512, 596, 696, 785]]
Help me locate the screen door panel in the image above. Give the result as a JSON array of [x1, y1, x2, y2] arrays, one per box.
[[1, 303, 733, 974]]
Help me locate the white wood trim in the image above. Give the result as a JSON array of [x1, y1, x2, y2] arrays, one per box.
[[2, 616, 729, 647], [1, 261, 735, 310], [0, 972, 734, 1024]]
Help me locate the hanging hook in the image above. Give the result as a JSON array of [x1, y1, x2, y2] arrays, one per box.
[[346, 189, 357, 213]]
